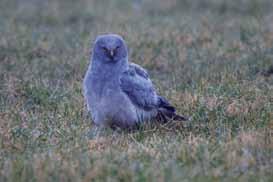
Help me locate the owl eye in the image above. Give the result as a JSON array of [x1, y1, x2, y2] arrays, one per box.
[[101, 47, 108, 52]]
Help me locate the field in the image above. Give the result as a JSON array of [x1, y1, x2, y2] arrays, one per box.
[[0, 0, 273, 181]]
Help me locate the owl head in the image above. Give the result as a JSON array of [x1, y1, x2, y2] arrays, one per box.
[[92, 34, 128, 63]]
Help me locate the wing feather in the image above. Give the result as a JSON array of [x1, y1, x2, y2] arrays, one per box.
[[129, 63, 149, 79], [120, 63, 188, 122], [120, 63, 158, 110]]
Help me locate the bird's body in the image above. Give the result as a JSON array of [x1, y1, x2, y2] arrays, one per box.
[[84, 34, 187, 129]]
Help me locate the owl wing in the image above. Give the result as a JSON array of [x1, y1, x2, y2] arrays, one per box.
[[120, 63, 158, 110], [120, 63, 188, 122], [129, 62, 149, 79]]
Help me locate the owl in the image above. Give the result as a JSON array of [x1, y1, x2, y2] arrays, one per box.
[[83, 34, 187, 129]]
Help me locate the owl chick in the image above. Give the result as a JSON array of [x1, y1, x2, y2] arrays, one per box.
[[83, 34, 187, 129]]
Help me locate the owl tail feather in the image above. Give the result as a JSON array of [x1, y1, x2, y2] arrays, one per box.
[[156, 96, 188, 123], [156, 109, 188, 123]]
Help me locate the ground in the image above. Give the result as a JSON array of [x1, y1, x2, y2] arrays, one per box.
[[0, 0, 273, 181]]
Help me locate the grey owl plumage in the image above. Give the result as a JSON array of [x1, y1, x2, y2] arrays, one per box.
[[83, 34, 187, 129]]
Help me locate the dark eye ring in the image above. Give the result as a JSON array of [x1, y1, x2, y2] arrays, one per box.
[[102, 47, 107, 51]]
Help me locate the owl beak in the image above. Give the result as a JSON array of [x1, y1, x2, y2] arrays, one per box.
[[108, 50, 115, 60]]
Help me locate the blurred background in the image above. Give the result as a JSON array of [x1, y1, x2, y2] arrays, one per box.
[[1, 0, 273, 88], [1, 0, 272, 106]]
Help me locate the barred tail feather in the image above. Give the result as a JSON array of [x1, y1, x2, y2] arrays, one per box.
[[157, 96, 188, 123]]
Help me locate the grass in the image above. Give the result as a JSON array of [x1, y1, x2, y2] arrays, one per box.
[[0, 0, 273, 181]]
